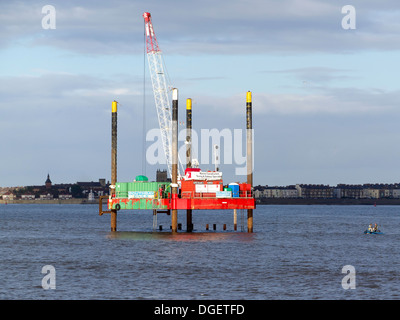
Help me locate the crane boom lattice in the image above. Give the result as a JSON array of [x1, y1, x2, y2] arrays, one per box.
[[143, 12, 184, 180]]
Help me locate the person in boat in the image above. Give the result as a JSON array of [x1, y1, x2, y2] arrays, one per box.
[[368, 224, 373, 232], [373, 223, 378, 232]]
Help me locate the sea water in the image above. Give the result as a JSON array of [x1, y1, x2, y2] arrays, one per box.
[[0, 204, 399, 299]]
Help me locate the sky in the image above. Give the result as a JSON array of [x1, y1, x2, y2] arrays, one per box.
[[1, 0, 400, 187]]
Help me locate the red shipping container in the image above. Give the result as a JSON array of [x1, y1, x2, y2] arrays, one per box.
[[239, 183, 252, 197], [239, 183, 251, 191]]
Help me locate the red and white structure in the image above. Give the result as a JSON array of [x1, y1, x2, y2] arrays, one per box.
[[99, 13, 256, 232], [143, 12, 184, 180]]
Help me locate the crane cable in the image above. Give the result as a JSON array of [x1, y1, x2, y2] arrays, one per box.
[[142, 19, 146, 176]]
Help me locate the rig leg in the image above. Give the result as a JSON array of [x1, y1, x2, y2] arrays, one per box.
[[110, 100, 118, 232], [171, 89, 179, 233], [111, 210, 117, 232], [246, 91, 253, 233], [187, 209, 193, 232], [171, 210, 178, 233], [247, 209, 253, 233]]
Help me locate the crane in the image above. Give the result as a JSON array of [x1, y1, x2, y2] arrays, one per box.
[[143, 12, 184, 180]]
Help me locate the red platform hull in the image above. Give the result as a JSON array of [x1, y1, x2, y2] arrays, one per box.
[[108, 196, 255, 211]]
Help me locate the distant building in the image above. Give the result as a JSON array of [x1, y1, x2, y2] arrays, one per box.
[[253, 189, 263, 198], [253, 185, 268, 198], [45, 174, 52, 189], [88, 189, 95, 201], [23, 175, 109, 200], [77, 179, 109, 198], [253, 185, 298, 198], [156, 169, 170, 182], [21, 195, 35, 200], [264, 186, 297, 198], [99, 179, 106, 187], [58, 194, 72, 200], [281, 186, 298, 198], [40, 193, 54, 200], [392, 189, 400, 198], [2, 193, 14, 201], [363, 188, 380, 199], [336, 184, 364, 199], [296, 184, 333, 199]]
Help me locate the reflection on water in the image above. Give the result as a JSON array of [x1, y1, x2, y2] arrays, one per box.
[[106, 231, 255, 242]]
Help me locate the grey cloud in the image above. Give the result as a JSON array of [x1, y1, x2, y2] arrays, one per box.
[[0, 72, 146, 185], [262, 67, 355, 84], [2, 0, 400, 55], [193, 86, 400, 117]]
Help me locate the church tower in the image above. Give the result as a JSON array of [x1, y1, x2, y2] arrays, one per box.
[[45, 174, 52, 189]]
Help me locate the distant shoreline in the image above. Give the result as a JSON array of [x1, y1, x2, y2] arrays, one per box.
[[257, 198, 400, 205]]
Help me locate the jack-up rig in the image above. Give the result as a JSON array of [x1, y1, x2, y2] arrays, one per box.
[[99, 12, 255, 233]]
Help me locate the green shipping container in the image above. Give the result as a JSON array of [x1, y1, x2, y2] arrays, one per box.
[[116, 182, 128, 198], [128, 181, 171, 192], [128, 182, 136, 192], [128, 182, 158, 192], [115, 181, 171, 199]]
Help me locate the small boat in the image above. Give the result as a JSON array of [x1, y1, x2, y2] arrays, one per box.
[[364, 230, 383, 235]]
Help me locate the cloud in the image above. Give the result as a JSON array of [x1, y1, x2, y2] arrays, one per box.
[[2, 0, 400, 55], [257, 88, 400, 115], [191, 86, 400, 118], [263, 67, 355, 84], [0, 71, 146, 185]]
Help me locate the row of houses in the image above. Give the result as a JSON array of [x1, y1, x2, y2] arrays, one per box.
[[254, 183, 400, 199], [4, 193, 74, 200], [2, 193, 89, 201]]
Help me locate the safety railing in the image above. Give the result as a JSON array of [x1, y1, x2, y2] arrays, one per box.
[[181, 190, 253, 199]]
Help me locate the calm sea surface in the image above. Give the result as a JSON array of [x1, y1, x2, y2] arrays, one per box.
[[1, 204, 400, 300]]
